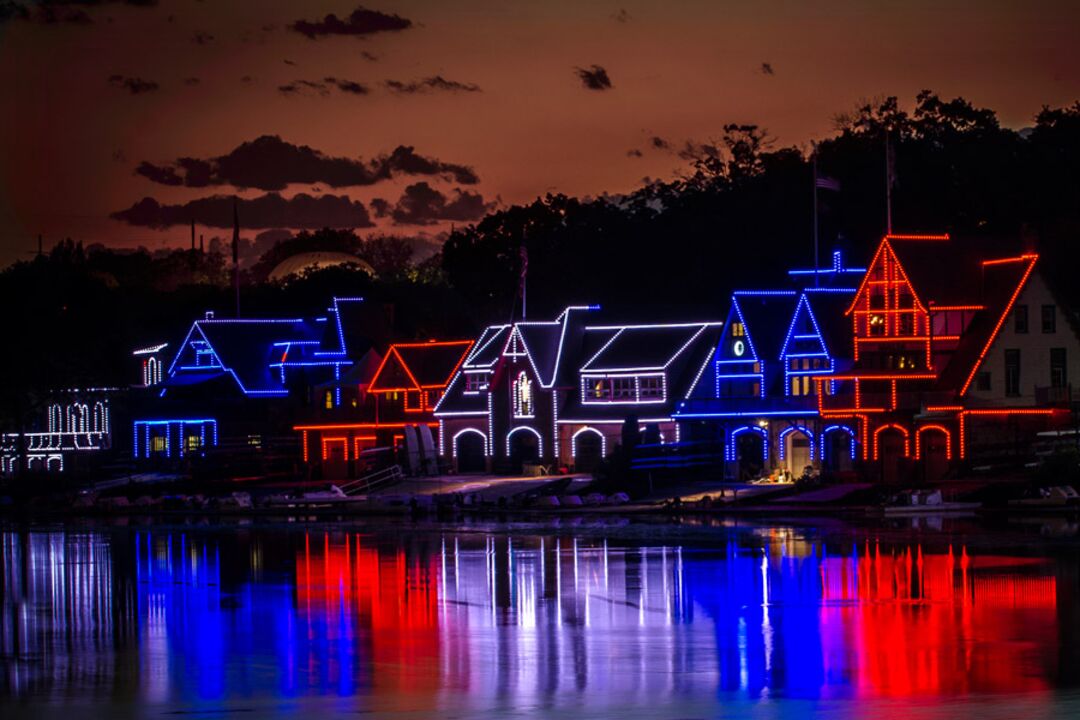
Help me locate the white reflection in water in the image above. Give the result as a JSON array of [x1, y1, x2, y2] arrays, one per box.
[[0, 523, 1075, 715]]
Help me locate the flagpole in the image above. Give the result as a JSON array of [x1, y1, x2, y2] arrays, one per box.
[[885, 131, 893, 234], [232, 197, 241, 318], [812, 147, 820, 288]]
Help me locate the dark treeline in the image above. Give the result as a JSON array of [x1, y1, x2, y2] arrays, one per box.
[[3, 91, 1080, 422]]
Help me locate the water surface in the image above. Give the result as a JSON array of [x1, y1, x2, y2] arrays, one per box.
[[2, 516, 1079, 718]]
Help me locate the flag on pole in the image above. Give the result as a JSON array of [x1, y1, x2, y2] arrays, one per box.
[[814, 175, 841, 192], [519, 245, 528, 318]]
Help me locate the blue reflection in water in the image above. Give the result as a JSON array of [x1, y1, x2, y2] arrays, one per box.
[[0, 523, 1071, 713]]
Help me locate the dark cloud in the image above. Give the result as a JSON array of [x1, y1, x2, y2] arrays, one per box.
[[626, 149, 643, 158], [575, 64, 612, 91], [611, 8, 630, 23], [291, 5, 411, 39], [1, 0, 156, 25], [761, 62, 774, 76], [372, 182, 494, 226], [183, 76, 200, 85], [650, 136, 670, 150], [360, 50, 379, 62], [111, 193, 375, 229], [278, 77, 367, 96], [134, 135, 479, 191], [283, 58, 296, 66], [279, 79, 328, 96], [384, 75, 481, 94], [240, 75, 254, 84], [677, 140, 721, 162], [325, 76, 369, 94], [108, 74, 159, 94], [192, 31, 213, 45]]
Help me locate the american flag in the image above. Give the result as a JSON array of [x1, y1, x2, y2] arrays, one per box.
[[815, 175, 841, 192]]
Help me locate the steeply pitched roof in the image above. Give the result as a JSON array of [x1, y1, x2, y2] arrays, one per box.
[[802, 290, 856, 363], [941, 254, 1038, 394], [732, 293, 800, 362], [369, 340, 473, 391]]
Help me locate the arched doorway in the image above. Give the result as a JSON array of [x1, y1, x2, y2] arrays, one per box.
[[874, 425, 909, 484], [821, 425, 856, 473], [781, 427, 814, 476], [454, 430, 487, 473], [917, 426, 951, 483], [730, 427, 767, 481], [507, 427, 541, 471], [572, 427, 605, 472]]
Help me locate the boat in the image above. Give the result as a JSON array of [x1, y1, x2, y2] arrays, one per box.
[[878, 489, 981, 516], [1009, 485, 1080, 508]]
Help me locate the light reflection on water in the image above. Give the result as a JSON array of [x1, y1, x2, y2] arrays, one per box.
[[1, 522, 1078, 716]]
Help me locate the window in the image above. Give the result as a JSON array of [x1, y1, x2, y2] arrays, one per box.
[[1042, 305, 1056, 334], [869, 314, 885, 336], [1005, 349, 1021, 397], [186, 434, 202, 453], [639, 376, 664, 400], [976, 371, 991, 392], [324, 390, 333, 409], [513, 371, 533, 417], [612, 377, 635, 400], [1014, 305, 1028, 334], [791, 375, 813, 396], [899, 313, 914, 335], [405, 390, 421, 411], [427, 389, 442, 407], [464, 374, 489, 392], [731, 322, 744, 337], [1051, 348, 1067, 389], [151, 435, 167, 453], [591, 378, 612, 400]]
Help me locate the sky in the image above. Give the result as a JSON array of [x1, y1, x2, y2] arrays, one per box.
[[1, 0, 1078, 267]]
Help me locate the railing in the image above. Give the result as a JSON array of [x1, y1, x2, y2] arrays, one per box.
[[1035, 385, 1073, 406], [338, 464, 404, 496]]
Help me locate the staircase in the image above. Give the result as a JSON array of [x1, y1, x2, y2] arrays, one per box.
[[338, 464, 404, 496]]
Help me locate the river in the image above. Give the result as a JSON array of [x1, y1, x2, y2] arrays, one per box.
[[2, 514, 1079, 718]]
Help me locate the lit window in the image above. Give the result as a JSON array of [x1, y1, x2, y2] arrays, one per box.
[[186, 434, 202, 453], [513, 371, 533, 417], [151, 436, 167, 453], [325, 391, 333, 409]]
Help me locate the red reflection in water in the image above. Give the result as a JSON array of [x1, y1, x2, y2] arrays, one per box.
[[296, 533, 440, 698], [819, 544, 1058, 698]]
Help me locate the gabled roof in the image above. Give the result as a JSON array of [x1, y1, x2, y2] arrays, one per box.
[[801, 290, 856, 362], [369, 340, 473, 391], [168, 318, 317, 395], [941, 254, 1038, 395], [731, 292, 801, 362]]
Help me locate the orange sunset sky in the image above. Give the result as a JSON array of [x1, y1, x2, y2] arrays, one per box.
[[1, 0, 1078, 266]]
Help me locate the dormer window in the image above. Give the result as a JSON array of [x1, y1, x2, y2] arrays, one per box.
[[465, 373, 489, 392], [513, 371, 533, 418]]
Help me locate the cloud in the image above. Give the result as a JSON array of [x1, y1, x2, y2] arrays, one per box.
[[626, 149, 643, 158], [384, 75, 481, 94], [291, 5, 411, 39], [134, 135, 479, 191], [111, 193, 375, 229], [1, 0, 156, 25], [372, 181, 494, 225], [192, 31, 213, 45], [611, 8, 630, 23], [761, 62, 774, 76], [108, 74, 159, 94], [183, 76, 200, 85], [278, 76, 368, 96], [278, 79, 329, 96], [575, 64, 612, 91]]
